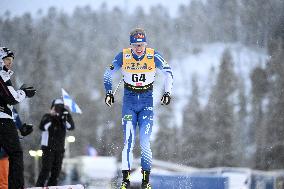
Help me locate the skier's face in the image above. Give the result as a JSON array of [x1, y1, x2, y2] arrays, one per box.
[[131, 42, 147, 56], [3, 57, 14, 70]]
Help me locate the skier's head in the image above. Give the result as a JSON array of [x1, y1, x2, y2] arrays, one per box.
[[0, 47, 15, 70], [130, 28, 147, 56], [130, 28, 146, 44]]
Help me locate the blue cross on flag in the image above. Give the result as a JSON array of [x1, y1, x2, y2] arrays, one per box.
[[61, 88, 82, 114]]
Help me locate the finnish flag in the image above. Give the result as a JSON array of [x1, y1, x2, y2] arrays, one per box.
[[62, 88, 82, 114]]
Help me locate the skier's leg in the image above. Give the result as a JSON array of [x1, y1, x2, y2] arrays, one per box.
[[138, 106, 153, 171], [121, 107, 137, 171], [138, 105, 153, 189]]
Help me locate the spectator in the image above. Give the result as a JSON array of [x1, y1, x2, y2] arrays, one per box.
[[36, 99, 75, 187]]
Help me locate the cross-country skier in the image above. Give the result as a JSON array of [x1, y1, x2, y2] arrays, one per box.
[[104, 28, 173, 189]]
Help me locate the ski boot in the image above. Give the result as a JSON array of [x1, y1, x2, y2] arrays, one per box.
[[120, 170, 130, 189], [141, 170, 152, 189], [141, 182, 152, 189], [120, 181, 130, 189]]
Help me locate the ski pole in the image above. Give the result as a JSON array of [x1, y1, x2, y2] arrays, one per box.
[[113, 78, 123, 96]]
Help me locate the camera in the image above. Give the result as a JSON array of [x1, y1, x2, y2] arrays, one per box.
[[62, 111, 69, 122]]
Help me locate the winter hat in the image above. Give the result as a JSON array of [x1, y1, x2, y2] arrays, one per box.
[[0, 47, 14, 69], [130, 28, 146, 44], [0, 47, 14, 60], [51, 98, 64, 109]]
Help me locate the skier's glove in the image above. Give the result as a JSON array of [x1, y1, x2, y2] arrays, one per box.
[[161, 92, 171, 105], [19, 123, 33, 136], [105, 92, 114, 107], [20, 84, 36, 98]]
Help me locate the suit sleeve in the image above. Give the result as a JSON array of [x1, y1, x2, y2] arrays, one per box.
[[154, 51, 174, 94], [65, 110, 75, 130], [103, 52, 123, 93], [39, 114, 52, 131], [12, 108, 23, 129], [0, 70, 26, 105]]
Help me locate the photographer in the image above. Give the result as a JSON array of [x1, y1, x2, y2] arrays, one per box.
[[36, 99, 75, 187]]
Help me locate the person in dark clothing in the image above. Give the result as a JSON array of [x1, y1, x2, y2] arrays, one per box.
[[36, 98, 75, 187], [0, 47, 36, 189], [0, 108, 33, 189]]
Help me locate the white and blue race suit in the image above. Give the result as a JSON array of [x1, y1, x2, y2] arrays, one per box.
[[104, 47, 173, 171]]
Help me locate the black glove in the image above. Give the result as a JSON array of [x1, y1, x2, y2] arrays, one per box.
[[105, 92, 114, 107], [19, 123, 33, 136], [20, 84, 36, 98], [161, 92, 171, 105]]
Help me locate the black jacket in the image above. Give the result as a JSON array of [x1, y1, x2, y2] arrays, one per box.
[[39, 109, 75, 151], [0, 67, 26, 119]]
